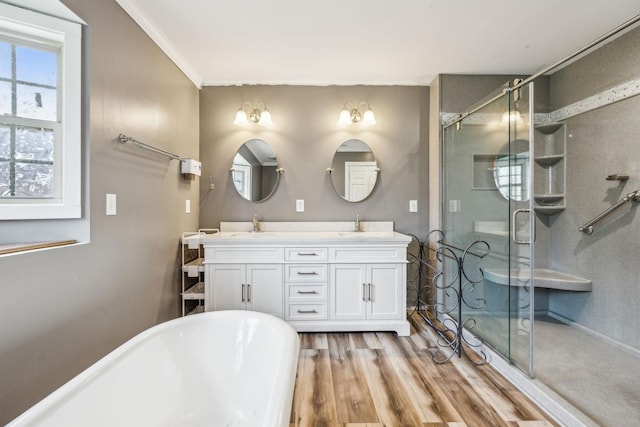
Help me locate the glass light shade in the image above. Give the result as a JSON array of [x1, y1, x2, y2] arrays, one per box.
[[258, 108, 272, 125], [362, 108, 376, 126], [233, 108, 248, 125], [500, 111, 523, 126], [338, 107, 352, 125]]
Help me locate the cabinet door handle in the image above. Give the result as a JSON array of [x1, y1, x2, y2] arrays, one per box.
[[368, 283, 372, 302], [296, 290, 318, 294], [297, 252, 318, 256], [241, 284, 245, 303], [297, 309, 318, 314], [296, 271, 318, 275], [247, 284, 251, 303], [362, 283, 367, 301]]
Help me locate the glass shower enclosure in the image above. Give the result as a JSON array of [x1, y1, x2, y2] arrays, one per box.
[[441, 81, 535, 375]]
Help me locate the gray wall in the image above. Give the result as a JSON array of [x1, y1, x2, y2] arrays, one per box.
[[545, 26, 640, 349], [0, 0, 199, 423], [199, 85, 430, 238]]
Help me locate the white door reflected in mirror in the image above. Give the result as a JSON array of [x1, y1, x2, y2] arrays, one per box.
[[330, 139, 378, 202]]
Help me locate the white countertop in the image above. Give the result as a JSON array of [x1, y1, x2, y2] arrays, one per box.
[[184, 222, 412, 245]]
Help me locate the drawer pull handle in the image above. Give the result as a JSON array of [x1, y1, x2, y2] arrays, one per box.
[[297, 252, 318, 256], [362, 283, 367, 301], [297, 309, 318, 314], [241, 284, 245, 303], [297, 271, 318, 275], [297, 290, 318, 294]]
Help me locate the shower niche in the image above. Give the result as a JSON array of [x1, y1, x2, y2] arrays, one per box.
[[533, 123, 566, 215]]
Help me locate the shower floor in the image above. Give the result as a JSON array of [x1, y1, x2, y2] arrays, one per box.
[[534, 315, 640, 426]]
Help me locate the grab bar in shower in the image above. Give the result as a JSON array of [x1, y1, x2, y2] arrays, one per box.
[[578, 190, 640, 234]]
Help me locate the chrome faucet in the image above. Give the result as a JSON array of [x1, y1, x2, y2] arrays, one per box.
[[252, 214, 260, 232], [355, 214, 361, 232]]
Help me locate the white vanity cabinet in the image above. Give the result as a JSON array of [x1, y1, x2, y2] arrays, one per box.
[[200, 223, 411, 336]]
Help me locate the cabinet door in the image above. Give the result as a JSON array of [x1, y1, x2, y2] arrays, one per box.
[[368, 264, 403, 320], [246, 264, 284, 319], [331, 264, 367, 320], [208, 264, 245, 311]]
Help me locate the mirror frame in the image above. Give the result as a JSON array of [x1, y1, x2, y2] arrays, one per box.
[[328, 139, 379, 203], [230, 139, 283, 203]]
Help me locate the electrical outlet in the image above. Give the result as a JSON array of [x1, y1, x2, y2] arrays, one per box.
[[409, 200, 418, 213], [296, 199, 304, 212], [185, 199, 191, 214], [106, 193, 116, 216]]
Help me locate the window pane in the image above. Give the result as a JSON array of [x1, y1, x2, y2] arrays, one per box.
[[16, 45, 57, 86], [0, 160, 9, 196], [14, 161, 53, 197], [0, 80, 10, 115], [16, 127, 54, 161], [0, 41, 10, 79], [16, 84, 56, 120], [0, 125, 9, 159]]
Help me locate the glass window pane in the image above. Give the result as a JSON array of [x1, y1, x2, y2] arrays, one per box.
[[0, 42, 10, 79], [16, 46, 57, 86], [15, 127, 54, 161], [0, 160, 9, 196], [16, 84, 56, 120], [0, 81, 11, 115], [14, 161, 53, 197], [0, 125, 10, 159]]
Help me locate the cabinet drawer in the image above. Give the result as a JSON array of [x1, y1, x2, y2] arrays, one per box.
[[330, 247, 406, 262], [287, 303, 327, 320], [287, 284, 326, 301], [286, 264, 327, 282], [205, 247, 283, 263], [285, 247, 328, 261]]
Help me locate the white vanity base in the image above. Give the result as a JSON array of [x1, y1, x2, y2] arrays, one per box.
[[289, 320, 410, 336], [194, 222, 412, 337]]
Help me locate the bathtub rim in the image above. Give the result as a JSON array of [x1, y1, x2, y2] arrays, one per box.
[[7, 310, 300, 427]]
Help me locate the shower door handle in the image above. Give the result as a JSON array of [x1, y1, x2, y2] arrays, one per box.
[[512, 208, 535, 245]]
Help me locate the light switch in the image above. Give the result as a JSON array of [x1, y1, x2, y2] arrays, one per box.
[[409, 200, 418, 213], [449, 199, 461, 212], [185, 199, 191, 214], [296, 199, 304, 212], [106, 193, 116, 216]]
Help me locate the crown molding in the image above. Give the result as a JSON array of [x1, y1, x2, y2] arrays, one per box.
[[114, 0, 202, 88]]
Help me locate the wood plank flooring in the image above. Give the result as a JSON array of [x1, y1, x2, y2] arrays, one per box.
[[290, 313, 558, 427]]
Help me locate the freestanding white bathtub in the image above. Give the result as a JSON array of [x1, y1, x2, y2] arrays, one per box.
[[7, 310, 300, 427]]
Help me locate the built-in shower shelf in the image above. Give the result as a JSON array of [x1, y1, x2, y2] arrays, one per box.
[[534, 194, 565, 204], [534, 154, 564, 167], [534, 206, 566, 215]]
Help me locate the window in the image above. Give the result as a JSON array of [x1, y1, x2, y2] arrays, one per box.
[[0, 3, 81, 220]]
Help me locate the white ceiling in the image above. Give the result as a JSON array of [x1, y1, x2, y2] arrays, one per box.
[[116, 0, 639, 88]]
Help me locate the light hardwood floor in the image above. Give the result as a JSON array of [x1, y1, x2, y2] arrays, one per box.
[[290, 313, 558, 427]]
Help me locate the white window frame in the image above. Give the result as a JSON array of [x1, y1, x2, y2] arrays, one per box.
[[0, 2, 81, 220]]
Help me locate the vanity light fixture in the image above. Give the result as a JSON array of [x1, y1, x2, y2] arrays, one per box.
[[233, 102, 273, 126], [500, 110, 523, 126], [338, 102, 376, 126]]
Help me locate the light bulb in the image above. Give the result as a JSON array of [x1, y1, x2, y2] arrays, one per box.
[[258, 108, 272, 125], [233, 107, 247, 125], [362, 108, 376, 126], [338, 107, 352, 125]]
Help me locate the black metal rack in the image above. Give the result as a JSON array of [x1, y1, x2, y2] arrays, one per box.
[[407, 230, 489, 365]]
